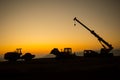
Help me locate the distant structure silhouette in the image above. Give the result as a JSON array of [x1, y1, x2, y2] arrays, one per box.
[[74, 17, 113, 57], [4, 48, 22, 61], [50, 48, 76, 59], [21, 53, 35, 61]]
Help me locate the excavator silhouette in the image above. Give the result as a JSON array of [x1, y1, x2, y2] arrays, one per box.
[[50, 48, 76, 59], [74, 17, 113, 57]]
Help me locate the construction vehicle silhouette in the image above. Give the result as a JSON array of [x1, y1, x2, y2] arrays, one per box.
[[74, 17, 113, 57], [4, 48, 22, 61], [21, 53, 35, 61], [4, 48, 35, 61], [50, 48, 76, 59]]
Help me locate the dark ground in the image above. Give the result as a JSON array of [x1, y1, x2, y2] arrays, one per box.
[[0, 56, 120, 80]]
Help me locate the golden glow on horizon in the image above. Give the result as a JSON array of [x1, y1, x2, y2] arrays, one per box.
[[0, 0, 120, 56]]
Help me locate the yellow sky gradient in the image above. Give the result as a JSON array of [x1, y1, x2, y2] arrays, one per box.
[[0, 0, 120, 57]]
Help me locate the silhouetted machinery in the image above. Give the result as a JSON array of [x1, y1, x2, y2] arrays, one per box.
[[4, 48, 22, 61], [73, 17, 113, 57], [21, 53, 35, 61], [4, 48, 35, 61], [50, 48, 76, 59]]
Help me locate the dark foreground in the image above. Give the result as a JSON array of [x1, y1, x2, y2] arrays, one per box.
[[0, 56, 120, 80]]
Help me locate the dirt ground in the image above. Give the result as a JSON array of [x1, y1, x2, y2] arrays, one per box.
[[0, 56, 120, 80]]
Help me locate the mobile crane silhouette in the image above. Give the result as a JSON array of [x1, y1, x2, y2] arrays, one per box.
[[74, 17, 113, 57]]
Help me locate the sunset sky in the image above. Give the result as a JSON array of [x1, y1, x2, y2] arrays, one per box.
[[0, 0, 120, 57]]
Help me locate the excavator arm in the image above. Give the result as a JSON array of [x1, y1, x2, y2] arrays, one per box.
[[73, 17, 113, 53]]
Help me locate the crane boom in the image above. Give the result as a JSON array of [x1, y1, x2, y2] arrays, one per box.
[[73, 17, 113, 53]]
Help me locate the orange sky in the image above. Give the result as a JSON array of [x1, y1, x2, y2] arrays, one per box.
[[0, 0, 120, 57]]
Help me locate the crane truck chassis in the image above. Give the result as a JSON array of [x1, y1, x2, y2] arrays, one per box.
[[73, 17, 113, 57]]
